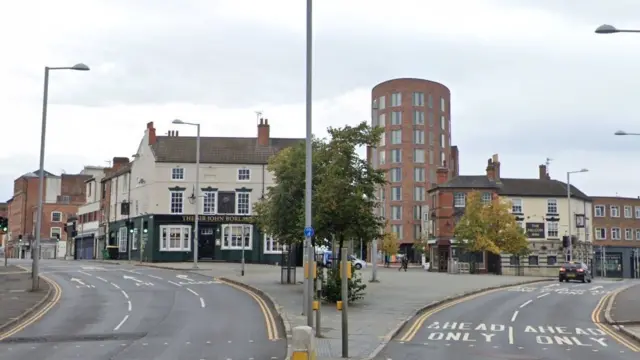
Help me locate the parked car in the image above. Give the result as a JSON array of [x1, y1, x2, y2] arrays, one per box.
[[349, 255, 367, 270], [559, 261, 592, 283]]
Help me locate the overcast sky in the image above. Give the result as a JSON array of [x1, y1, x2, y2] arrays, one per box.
[[1, 0, 640, 201]]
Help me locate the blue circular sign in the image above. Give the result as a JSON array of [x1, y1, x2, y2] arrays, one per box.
[[304, 226, 315, 238]]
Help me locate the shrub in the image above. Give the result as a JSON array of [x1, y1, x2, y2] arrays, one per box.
[[321, 266, 367, 303]]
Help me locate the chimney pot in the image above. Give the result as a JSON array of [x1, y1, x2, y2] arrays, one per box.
[[257, 118, 270, 146], [175, 130, 179, 136]]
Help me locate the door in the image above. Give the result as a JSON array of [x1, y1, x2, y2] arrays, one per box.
[[438, 247, 449, 272], [198, 227, 215, 260]]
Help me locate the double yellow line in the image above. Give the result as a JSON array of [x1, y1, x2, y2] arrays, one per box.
[[591, 289, 639, 352], [218, 279, 280, 341], [399, 287, 505, 342], [0, 275, 62, 341]]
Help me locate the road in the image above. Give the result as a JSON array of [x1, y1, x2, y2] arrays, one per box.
[[0, 260, 286, 360], [376, 279, 640, 360]]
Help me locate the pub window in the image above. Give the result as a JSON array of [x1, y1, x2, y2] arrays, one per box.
[[528, 256, 539, 266], [217, 191, 236, 214]]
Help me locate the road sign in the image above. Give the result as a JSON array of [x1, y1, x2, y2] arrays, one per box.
[[304, 226, 314, 238]]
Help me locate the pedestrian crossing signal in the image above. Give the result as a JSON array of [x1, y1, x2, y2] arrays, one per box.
[[0, 217, 8, 232]]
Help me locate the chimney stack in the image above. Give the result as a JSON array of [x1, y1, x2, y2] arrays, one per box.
[[147, 122, 157, 145], [436, 162, 449, 185], [486, 154, 500, 181], [539, 164, 550, 180], [257, 118, 270, 146]]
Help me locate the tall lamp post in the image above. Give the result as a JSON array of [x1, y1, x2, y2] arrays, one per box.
[[567, 168, 588, 262], [595, 24, 640, 34], [172, 119, 201, 269], [33, 63, 90, 291]]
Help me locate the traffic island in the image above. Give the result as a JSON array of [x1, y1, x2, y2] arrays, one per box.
[[0, 266, 53, 336]]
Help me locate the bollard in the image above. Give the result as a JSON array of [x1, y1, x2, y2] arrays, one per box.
[[291, 325, 317, 360]]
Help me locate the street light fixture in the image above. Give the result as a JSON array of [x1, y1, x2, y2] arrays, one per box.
[[33, 63, 90, 291], [595, 24, 640, 34], [567, 168, 589, 262], [171, 119, 201, 270]]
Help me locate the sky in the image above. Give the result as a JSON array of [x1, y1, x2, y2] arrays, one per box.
[[1, 0, 640, 201]]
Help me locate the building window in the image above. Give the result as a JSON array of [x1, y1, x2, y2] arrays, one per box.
[[611, 227, 621, 240], [453, 192, 466, 208], [429, 131, 434, 145], [390, 168, 402, 182], [636, 229, 640, 240], [547, 222, 559, 238], [391, 224, 402, 239], [440, 97, 446, 112], [510, 256, 520, 265], [414, 168, 425, 182], [429, 168, 436, 183], [51, 211, 62, 222], [547, 256, 557, 266], [378, 113, 386, 127], [379, 150, 386, 165], [440, 115, 445, 130], [264, 234, 283, 254], [636, 206, 640, 219], [61, 195, 71, 204], [221, 224, 252, 250], [625, 228, 633, 240], [391, 92, 402, 107], [391, 187, 402, 201], [238, 168, 251, 181], [440, 133, 446, 148], [391, 111, 402, 125], [440, 151, 445, 166], [236, 192, 251, 215], [50, 227, 62, 239], [528, 256, 539, 266], [171, 167, 184, 180], [610, 205, 619, 217], [595, 228, 606, 240], [170, 191, 184, 214], [429, 150, 434, 165], [379, 96, 386, 110], [413, 130, 425, 144], [481, 192, 492, 204], [118, 227, 128, 252], [391, 130, 402, 144], [414, 187, 425, 201], [159, 225, 191, 252], [624, 205, 632, 218], [391, 206, 402, 220], [380, 132, 385, 147], [511, 198, 523, 213], [413, 149, 425, 163], [414, 224, 422, 240], [391, 149, 402, 163], [131, 229, 138, 250], [594, 205, 605, 217], [427, 94, 433, 108], [413, 205, 422, 220], [547, 199, 558, 214], [412, 92, 424, 106], [203, 191, 217, 214], [413, 111, 424, 125]]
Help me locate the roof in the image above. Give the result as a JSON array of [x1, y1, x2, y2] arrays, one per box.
[[20, 169, 57, 178], [430, 175, 590, 201], [150, 136, 303, 164], [101, 163, 132, 182]]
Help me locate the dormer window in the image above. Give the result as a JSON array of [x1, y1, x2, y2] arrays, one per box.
[[238, 168, 251, 181], [171, 167, 184, 181]]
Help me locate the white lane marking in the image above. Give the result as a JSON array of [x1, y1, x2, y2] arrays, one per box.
[[589, 286, 603, 291], [148, 274, 163, 280], [511, 311, 519, 322], [186, 288, 199, 296], [519, 300, 533, 308], [111, 282, 121, 290], [114, 315, 129, 331], [96, 276, 108, 282], [168, 280, 182, 287], [508, 326, 514, 344], [78, 271, 93, 276], [121, 290, 129, 299], [542, 283, 560, 288], [200, 297, 206, 308], [127, 301, 132, 311], [177, 274, 197, 282], [537, 293, 550, 299]]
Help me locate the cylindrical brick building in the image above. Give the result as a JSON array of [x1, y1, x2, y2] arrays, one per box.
[[370, 78, 457, 253]]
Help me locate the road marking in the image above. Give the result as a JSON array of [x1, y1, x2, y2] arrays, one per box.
[[121, 290, 129, 299], [123, 275, 154, 286], [200, 297, 206, 308], [70, 278, 95, 288], [177, 274, 196, 282], [590, 286, 604, 291], [168, 280, 182, 287], [520, 300, 533, 308], [591, 288, 639, 352], [127, 301, 132, 311], [542, 284, 560, 288], [113, 315, 129, 331], [148, 274, 163, 280], [186, 288, 199, 296], [111, 283, 121, 290], [537, 293, 550, 299], [96, 276, 108, 282], [508, 326, 514, 344], [218, 279, 280, 341], [78, 271, 93, 277], [0, 275, 62, 340], [511, 311, 519, 322]]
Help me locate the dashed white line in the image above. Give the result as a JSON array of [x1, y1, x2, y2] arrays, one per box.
[[111, 283, 121, 290], [114, 315, 129, 331], [186, 288, 199, 296], [537, 293, 550, 299], [168, 280, 182, 287], [511, 310, 519, 322], [508, 326, 514, 344], [127, 301, 132, 311], [200, 297, 206, 308], [96, 276, 108, 282], [519, 299, 533, 308], [148, 274, 163, 280], [78, 271, 93, 276], [121, 290, 129, 299]]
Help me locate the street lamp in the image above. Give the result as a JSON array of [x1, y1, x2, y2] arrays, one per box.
[[172, 119, 201, 269], [303, 0, 314, 328], [595, 24, 640, 34], [567, 168, 588, 262], [33, 63, 90, 291]]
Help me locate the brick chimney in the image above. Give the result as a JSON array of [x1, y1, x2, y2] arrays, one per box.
[[112, 157, 129, 171], [486, 158, 495, 181], [257, 118, 270, 146], [539, 164, 550, 180], [147, 122, 157, 145], [436, 166, 449, 185], [486, 154, 500, 181]]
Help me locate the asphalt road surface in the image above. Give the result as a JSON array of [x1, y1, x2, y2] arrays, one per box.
[[0, 260, 286, 360], [377, 279, 640, 360]]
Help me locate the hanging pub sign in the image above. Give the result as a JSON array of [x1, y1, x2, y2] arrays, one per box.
[[575, 214, 585, 228]]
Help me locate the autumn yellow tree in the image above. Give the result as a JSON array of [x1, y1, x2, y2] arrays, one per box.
[[380, 232, 400, 256], [453, 191, 529, 256]]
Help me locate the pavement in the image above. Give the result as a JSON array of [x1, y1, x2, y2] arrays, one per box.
[[375, 279, 639, 360], [0, 259, 286, 360], [0, 265, 52, 333], [605, 281, 640, 345], [132, 261, 552, 359]]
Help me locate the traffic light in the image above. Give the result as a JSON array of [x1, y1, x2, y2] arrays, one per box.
[[126, 220, 134, 234], [562, 236, 570, 248], [0, 217, 8, 232], [142, 220, 148, 234]]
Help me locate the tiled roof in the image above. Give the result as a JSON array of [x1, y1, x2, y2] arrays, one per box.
[[150, 136, 303, 164], [101, 163, 132, 182], [430, 176, 590, 201]]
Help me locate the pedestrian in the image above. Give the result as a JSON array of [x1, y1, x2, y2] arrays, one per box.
[[399, 255, 409, 272]]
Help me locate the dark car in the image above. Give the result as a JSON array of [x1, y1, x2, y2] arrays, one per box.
[[559, 261, 592, 283]]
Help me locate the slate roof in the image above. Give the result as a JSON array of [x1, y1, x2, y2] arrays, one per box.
[[150, 136, 304, 164], [430, 175, 590, 201]]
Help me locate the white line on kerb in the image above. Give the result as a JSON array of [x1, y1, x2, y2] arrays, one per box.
[[537, 292, 550, 299], [168, 280, 182, 287], [186, 288, 199, 296], [148, 275, 163, 280], [114, 315, 129, 331], [511, 310, 519, 322], [508, 326, 514, 344], [200, 297, 206, 308], [121, 290, 129, 299], [519, 299, 533, 308], [96, 276, 108, 282]]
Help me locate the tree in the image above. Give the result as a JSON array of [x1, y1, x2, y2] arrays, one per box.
[[453, 191, 529, 256], [413, 234, 430, 260], [380, 232, 400, 256]]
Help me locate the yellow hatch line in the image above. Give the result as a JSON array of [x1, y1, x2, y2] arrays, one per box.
[[218, 279, 280, 341], [591, 289, 639, 352], [0, 275, 62, 341]]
